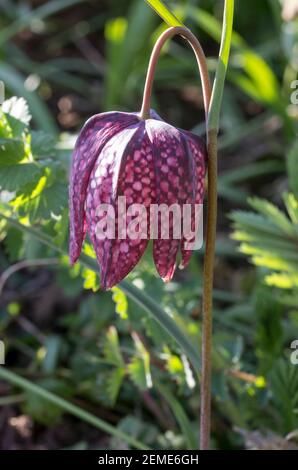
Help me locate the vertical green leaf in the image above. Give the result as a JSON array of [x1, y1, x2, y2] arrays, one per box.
[[287, 141, 298, 199], [145, 0, 183, 27]]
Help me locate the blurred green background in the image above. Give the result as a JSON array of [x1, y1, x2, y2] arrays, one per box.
[[0, 0, 297, 450]]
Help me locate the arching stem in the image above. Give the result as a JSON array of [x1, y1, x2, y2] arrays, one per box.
[[140, 1, 234, 450], [140, 26, 211, 123]]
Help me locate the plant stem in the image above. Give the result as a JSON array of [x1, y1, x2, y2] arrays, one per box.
[[0, 258, 59, 296], [140, 26, 211, 122], [200, 128, 217, 450], [200, 0, 234, 450]]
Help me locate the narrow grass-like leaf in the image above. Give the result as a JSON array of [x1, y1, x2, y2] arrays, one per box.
[[145, 0, 183, 27], [1, 213, 200, 373], [0, 367, 149, 450], [158, 383, 197, 450]]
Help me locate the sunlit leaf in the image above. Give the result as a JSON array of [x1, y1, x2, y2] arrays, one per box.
[[0, 138, 25, 166], [0, 163, 41, 191], [145, 0, 183, 27], [112, 287, 128, 319]]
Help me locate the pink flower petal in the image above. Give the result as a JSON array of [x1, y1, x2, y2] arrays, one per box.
[[146, 119, 197, 282], [69, 112, 138, 264], [86, 123, 156, 290], [179, 131, 206, 269]]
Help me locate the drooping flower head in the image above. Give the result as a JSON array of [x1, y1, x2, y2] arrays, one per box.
[[69, 110, 206, 289], [69, 26, 209, 290]]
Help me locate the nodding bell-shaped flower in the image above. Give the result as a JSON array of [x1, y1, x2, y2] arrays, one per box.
[[69, 111, 206, 289], [69, 27, 209, 290]]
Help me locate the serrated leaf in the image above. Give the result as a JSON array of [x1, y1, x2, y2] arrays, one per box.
[[31, 131, 56, 160], [283, 193, 298, 226], [265, 272, 298, 289], [18, 180, 68, 222], [269, 360, 298, 432], [248, 197, 295, 237], [0, 163, 41, 191], [128, 333, 152, 390], [103, 327, 125, 368], [128, 356, 148, 390], [0, 110, 13, 138], [254, 287, 283, 372], [104, 367, 125, 406], [82, 267, 99, 291], [0, 137, 25, 166], [112, 287, 128, 319], [3, 226, 23, 261], [2, 96, 31, 136]]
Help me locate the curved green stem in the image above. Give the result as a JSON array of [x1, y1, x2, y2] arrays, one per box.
[[140, 26, 211, 123], [200, 0, 234, 451]]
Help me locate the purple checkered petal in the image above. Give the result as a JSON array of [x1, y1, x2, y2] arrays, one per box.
[[69, 111, 138, 264], [69, 108, 206, 289], [179, 130, 206, 269], [86, 123, 156, 290], [145, 119, 197, 282]]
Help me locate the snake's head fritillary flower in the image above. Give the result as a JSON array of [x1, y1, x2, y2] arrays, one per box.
[[69, 109, 206, 290]]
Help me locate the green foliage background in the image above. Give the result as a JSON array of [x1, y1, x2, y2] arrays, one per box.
[[0, 0, 297, 450]]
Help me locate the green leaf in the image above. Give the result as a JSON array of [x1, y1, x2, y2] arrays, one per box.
[[105, 1, 156, 108], [189, 6, 282, 118], [31, 131, 57, 160], [158, 383, 197, 450], [112, 287, 128, 319], [2, 96, 31, 133], [103, 326, 125, 368], [128, 357, 149, 390], [0, 367, 149, 450], [0, 163, 41, 191], [254, 287, 283, 373], [269, 360, 298, 432], [128, 333, 152, 390], [284, 193, 298, 226], [42, 336, 62, 374], [207, 0, 235, 132], [248, 197, 296, 237], [23, 378, 72, 425], [104, 368, 125, 406], [1, 213, 201, 373], [0, 138, 25, 167], [220, 160, 284, 185], [81, 267, 100, 291], [3, 226, 23, 261], [231, 195, 298, 299], [230, 50, 280, 106], [287, 141, 298, 199], [22, 181, 68, 222], [145, 0, 183, 26]]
